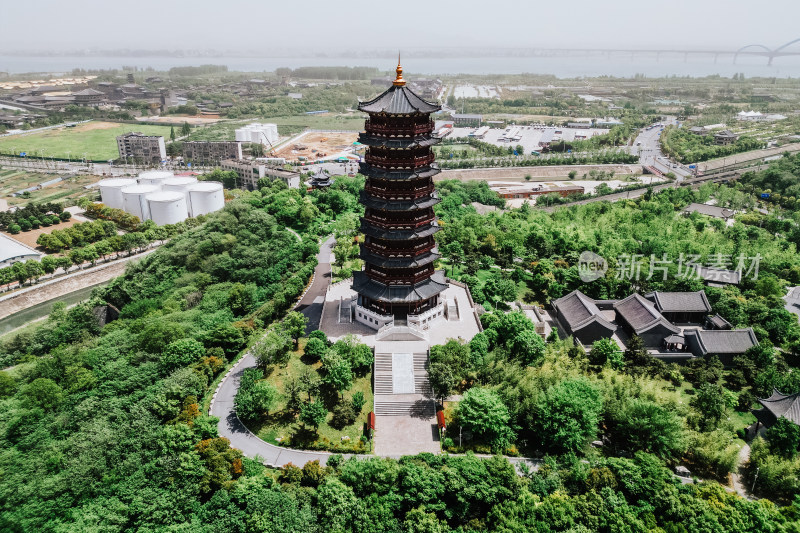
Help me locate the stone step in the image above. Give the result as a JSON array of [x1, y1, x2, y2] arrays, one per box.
[[374, 401, 436, 416]]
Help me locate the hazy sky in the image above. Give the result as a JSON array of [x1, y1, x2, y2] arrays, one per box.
[[2, 0, 799, 52]]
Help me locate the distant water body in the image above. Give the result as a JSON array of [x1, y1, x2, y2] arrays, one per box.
[[2, 55, 800, 78]]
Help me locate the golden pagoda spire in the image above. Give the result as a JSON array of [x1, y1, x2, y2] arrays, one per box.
[[393, 52, 406, 87]]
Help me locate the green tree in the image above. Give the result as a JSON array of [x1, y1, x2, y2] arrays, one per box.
[[691, 383, 728, 431], [766, 417, 800, 458], [162, 338, 206, 371], [457, 387, 514, 451], [282, 311, 308, 348], [181, 121, 192, 136], [615, 399, 686, 459], [304, 337, 328, 361], [21, 378, 64, 411], [324, 354, 353, 398], [300, 400, 327, 429], [428, 361, 457, 404], [170, 125, 176, 141], [253, 327, 292, 369], [235, 380, 277, 422], [589, 338, 619, 366], [534, 377, 603, 454]]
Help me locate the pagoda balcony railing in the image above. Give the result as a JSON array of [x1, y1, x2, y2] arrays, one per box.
[[364, 120, 434, 136], [365, 184, 435, 200], [366, 270, 433, 285], [363, 214, 435, 229], [365, 154, 436, 168], [364, 242, 435, 257]]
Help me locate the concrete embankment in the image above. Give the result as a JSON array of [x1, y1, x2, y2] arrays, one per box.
[[438, 163, 643, 181], [0, 251, 154, 322]]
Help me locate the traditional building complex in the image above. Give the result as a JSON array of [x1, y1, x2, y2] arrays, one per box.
[[352, 61, 448, 330], [552, 289, 757, 363]]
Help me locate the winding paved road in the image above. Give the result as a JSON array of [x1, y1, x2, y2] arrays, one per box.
[[211, 235, 340, 466]]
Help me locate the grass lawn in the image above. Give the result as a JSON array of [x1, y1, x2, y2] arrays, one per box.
[[331, 258, 362, 283], [249, 338, 373, 454], [0, 168, 100, 207], [0, 121, 173, 161]]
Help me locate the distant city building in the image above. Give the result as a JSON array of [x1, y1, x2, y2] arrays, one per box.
[[116, 132, 167, 164], [451, 113, 483, 126], [492, 184, 584, 200], [713, 130, 738, 145], [689, 126, 707, 135], [182, 141, 243, 165], [220, 159, 300, 190], [235, 123, 279, 146], [71, 88, 106, 106], [736, 110, 787, 122]]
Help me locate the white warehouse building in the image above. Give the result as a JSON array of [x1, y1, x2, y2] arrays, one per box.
[[235, 123, 279, 145]]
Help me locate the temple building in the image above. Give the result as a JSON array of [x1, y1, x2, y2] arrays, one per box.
[[308, 167, 333, 189], [352, 59, 448, 330]]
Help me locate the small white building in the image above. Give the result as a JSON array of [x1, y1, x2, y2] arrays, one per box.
[[0, 233, 42, 268], [235, 123, 279, 146]]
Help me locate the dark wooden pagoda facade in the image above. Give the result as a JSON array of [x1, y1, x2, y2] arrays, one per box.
[[352, 60, 447, 321]]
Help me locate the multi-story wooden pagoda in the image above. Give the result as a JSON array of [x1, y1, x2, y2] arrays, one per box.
[[352, 59, 448, 329]]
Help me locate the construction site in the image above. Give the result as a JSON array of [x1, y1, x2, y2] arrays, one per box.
[[274, 131, 360, 163]]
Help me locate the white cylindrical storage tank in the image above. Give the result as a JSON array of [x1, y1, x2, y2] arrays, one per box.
[[98, 178, 136, 209], [121, 184, 160, 221], [186, 181, 224, 217], [138, 170, 174, 186], [146, 191, 188, 226], [163, 176, 198, 195]]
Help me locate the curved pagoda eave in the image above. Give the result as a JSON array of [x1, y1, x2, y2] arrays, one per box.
[[360, 191, 441, 211], [357, 84, 441, 115], [359, 163, 440, 180], [360, 221, 440, 241], [359, 249, 440, 269], [357, 133, 441, 149], [352, 271, 448, 303]]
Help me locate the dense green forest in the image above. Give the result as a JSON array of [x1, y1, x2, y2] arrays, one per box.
[[1, 170, 800, 530]]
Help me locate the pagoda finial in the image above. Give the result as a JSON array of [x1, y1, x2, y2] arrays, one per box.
[[393, 53, 406, 87]]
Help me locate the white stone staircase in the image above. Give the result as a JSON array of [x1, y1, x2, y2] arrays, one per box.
[[373, 350, 433, 415]]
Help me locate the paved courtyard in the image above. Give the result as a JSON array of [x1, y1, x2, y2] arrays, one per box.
[[374, 409, 441, 456]]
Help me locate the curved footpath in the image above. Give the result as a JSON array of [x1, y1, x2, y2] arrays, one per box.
[[210, 235, 540, 470], [211, 236, 343, 466]]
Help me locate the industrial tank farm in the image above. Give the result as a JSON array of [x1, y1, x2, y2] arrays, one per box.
[[98, 170, 224, 225], [146, 191, 189, 226], [186, 181, 224, 217], [97, 178, 137, 209]]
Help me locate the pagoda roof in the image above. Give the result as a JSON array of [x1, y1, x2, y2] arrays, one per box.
[[357, 133, 440, 149], [360, 162, 440, 181], [309, 167, 333, 187], [359, 249, 439, 269], [358, 84, 441, 115], [361, 191, 440, 211], [754, 389, 800, 426], [360, 220, 440, 241], [353, 270, 447, 303]]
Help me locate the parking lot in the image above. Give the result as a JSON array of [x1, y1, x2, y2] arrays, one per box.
[[448, 125, 612, 155]]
